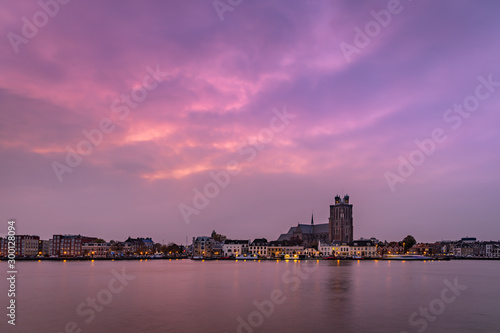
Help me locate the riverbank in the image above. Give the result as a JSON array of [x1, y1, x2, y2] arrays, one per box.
[[2, 256, 498, 262]]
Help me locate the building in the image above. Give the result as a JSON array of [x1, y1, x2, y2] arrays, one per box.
[[409, 243, 441, 256], [81, 236, 99, 243], [142, 238, 154, 249], [485, 242, 500, 258], [453, 243, 473, 257], [83, 243, 111, 258], [277, 214, 329, 248], [0, 238, 7, 258], [329, 195, 353, 243], [461, 237, 477, 243], [349, 240, 377, 258], [267, 241, 304, 258], [124, 237, 154, 255], [318, 240, 350, 257], [14, 235, 40, 257], [222, 239, 249, 257], [212, 242, 223, 257], [38, 240, 50, 256], [249, 238, 269, 257], [50, 235, 83, 257], [192, 236, 215, 257], [492, 244, 500, 258]]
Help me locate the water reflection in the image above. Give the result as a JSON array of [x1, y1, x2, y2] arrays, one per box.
[[0, 260, 498, 333]]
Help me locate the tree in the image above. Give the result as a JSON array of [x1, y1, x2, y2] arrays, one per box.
[[166, 243, 181, 255], [153, 243, 163, 253], [402, 235, 416, 253], [95, 238, 106, 243]]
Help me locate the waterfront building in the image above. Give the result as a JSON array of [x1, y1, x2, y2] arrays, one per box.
[[472, 242, 487, 257], [50, 235, 83, 257], [124, 237, 154, 254], [38, 240, 50, 256], [318, 240, 334, 256], [493, 244, 500, 258], [303, 247, 319, 257], [267, 241, 284, 258], [249, 238, 268, 257], [107, 240, 135, 257], [142, 238, 154, 249], [336, 243, 350, 257], [408, 243, 441, 256], [222, 239, 249, 257], [453, 243, 473, 257], [485, 242, 500, 257], [212, 241, 223, 257], [349, 240, 377, 258], [318, 241, 350, 257], [83, 242, 111, 258], [378, 243, 404, 255], [267, 241, 304, 258], [329, 195, 353, 243], [282, 245, 304, 256], [14, 235, 40, 257], [192, 236, 215, 257], [0, 237, 7, 257]]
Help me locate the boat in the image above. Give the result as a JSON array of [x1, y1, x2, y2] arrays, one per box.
[[235, 255, 258, 260], [381, 254, 432, 260], [283, 254, 302, 260]]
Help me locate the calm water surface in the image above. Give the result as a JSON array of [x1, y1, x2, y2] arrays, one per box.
[[1, 259, 499, 333]]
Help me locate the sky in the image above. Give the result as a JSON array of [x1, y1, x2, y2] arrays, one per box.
[[1, 0, 499, 245]]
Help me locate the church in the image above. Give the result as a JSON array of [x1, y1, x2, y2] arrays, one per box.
[[277, 194, 354, 247]]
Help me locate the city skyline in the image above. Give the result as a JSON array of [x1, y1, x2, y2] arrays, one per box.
[[1, 1, 500, 245]]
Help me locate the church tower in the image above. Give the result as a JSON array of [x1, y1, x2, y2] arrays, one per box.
[[329, 194, 353, 243]]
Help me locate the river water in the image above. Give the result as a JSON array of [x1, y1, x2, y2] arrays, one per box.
[[0, 259, 499, 333]]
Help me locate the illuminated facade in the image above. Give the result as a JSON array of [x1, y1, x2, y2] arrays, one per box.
[[192, 236, 215, 257], [222, 239, 249, 257], [329, 195, 353, 243], [83, 242, 111, 258], [50, 235, 83, 257]]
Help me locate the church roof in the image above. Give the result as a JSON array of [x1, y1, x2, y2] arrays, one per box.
[[297, 223, 329, 234], [277, 233, 291, 241]]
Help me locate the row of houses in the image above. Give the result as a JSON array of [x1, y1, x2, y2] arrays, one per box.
[[3, 233, 498, 259], [439, 238, 500, 257], [376, 238, 500, 258], [0, 235, 156, 258], [193, 236, 500, 259], [191, 236, 378, 258]]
